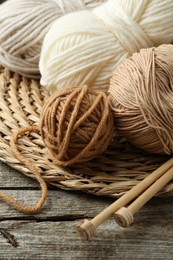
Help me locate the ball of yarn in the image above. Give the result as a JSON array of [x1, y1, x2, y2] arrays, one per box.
[[40, 85, 114, 166], [109, 44, 173, 155], [40, 0, 173, 94], [0, 0, 104, 78]]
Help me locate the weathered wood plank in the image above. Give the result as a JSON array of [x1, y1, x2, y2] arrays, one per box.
[[0, 189, 173, 221], [1, 158, 173, 259], [0, 219, 172, 260], [0, 189, 113, 219], [0, 164, 173, 259], [0, 161, 38, 188]]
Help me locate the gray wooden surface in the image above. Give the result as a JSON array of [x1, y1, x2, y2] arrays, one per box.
[[0, 161, 173, 260]]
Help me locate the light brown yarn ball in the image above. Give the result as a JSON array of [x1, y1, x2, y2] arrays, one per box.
[[109, 44, 173, 154], [40, 85, 114, 166]]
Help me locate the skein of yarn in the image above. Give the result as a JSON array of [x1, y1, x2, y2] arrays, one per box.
[[40, 85, 114, 166], [40, 0, 173, 94], [0, 0, 104, 78], [109, 44, 173, 155], [40, 0, 173, 93]]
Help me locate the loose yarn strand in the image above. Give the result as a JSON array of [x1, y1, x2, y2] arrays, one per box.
[[0, 126, 48, 214], [0, 86, 114, 212]]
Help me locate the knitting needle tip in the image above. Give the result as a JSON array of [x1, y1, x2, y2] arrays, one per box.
[[76, 219, 96, 241], [114, 207, 134, 227]]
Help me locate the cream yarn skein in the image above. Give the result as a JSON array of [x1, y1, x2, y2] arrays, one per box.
[[40, 0, 173, 94], [0, 0, 104, 78]]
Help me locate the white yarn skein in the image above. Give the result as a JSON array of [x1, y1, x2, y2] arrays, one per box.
[[40, 0, 173, 94], [0, 0, 104, 78]]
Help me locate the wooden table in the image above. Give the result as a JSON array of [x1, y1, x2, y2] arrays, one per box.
[[0, 161, 172, 259]]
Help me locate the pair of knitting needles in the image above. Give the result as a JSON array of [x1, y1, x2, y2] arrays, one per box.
[[76, 157, 173, 240]]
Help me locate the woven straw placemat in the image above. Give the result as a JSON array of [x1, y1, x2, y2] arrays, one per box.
[[0, 65, 172, 197]]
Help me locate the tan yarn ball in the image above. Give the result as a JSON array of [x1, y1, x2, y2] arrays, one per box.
[[40, 85, 114, 166], [109, 44, 173, 155]]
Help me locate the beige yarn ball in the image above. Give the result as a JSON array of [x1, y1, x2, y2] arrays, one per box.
[[109, 44, 173, 155], [0, 0, 104, 78], [40, 0, 173, 94], [40, 85, 114, 166]]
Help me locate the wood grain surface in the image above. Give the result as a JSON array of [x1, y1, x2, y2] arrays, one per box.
[[0, 161, 173, 259]]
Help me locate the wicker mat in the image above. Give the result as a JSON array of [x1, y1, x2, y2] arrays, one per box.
[[0, 66, 172, 198]]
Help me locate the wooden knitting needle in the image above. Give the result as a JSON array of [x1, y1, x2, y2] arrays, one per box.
[[76, 158, 173, 240], [114, 163, 173, 227]]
